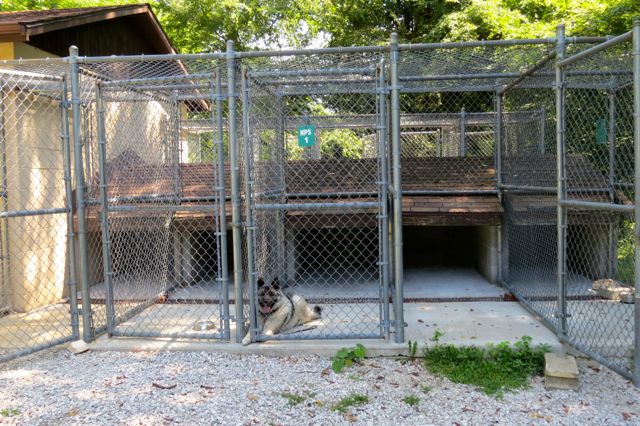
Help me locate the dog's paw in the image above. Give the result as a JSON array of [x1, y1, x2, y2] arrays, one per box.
[[241, 334, 251, 345], [263, 330, 274, 336]]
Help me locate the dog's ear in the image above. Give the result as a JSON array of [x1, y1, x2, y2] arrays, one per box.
[[271, 277, 280, 290], [257, 277, 265, 287]]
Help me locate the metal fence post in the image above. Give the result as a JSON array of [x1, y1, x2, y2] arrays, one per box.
[[241, 65, 258, 343], [632, 17, 640, 387], [378, 59, 391, 339], [95, 82, 116, 335], [214, 68, 231, 341], [227, 41, 245, 342], [555, 25, 568, 339], [60, 76, 80, 340], [390, 33, 405, 343], [0, 88, 9, 316], [460, 107, 467, 156], [69, 46, 93, 342], [607, 86, 619, 277], [495, 91, 505, 283]]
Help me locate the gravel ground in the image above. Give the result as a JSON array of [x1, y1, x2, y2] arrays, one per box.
[[0, 347, 639, 425]]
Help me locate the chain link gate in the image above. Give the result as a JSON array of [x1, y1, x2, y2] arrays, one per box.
[[499, 24, 640, 381], [0, 67, 80, 361], [238, 53, 392, 343], [84, 58, 230, 340]]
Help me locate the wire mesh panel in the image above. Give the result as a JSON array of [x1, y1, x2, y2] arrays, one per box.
[[0, 69, 79, 361], [87, 58, 229, 340], [560, 37, 636, 377], [240, 55, 388, 342], [499, 52, 560, 327], [398, 90, 499, 194]]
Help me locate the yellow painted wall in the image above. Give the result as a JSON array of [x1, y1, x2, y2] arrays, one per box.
[[0, 43, 14, 60], [0, 42, 56, 60]]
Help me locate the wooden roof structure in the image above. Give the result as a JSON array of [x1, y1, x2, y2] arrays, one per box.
[[0, 4, 176, 56]]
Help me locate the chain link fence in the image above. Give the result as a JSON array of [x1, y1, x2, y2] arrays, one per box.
[[501, 28, 639, 380], [238, 53, 391, 342], [0, 66, 79, 361], [0, 25, 637, 386]]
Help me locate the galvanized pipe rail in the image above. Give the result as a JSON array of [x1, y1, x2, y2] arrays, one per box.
[[633, 17, 640, 387], [95, 82, 116, 336], [555, 24, 568, 339], [69, 45, 93, 343], [59, 76, 80, 340], [214, 68, 231, 340]]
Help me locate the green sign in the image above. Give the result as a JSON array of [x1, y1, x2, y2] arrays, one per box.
[[297, 125, 316, 148], [595, 118, 608, 145]]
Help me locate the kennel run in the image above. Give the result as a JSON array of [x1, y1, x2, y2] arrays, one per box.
[[0, 21, 639, 383]]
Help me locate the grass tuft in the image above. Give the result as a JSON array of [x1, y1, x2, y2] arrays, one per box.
[[0, 409, 20, 417], [422, 336, 549, 398], [403, 395, 420, 406], [332, 393, 369, 413]]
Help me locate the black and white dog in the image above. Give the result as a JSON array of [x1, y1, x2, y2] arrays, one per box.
[[242, 277, 322, 345]]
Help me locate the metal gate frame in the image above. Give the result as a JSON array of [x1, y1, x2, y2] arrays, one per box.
[[237, 57, 395, 343], [92, 65, 230, 341]]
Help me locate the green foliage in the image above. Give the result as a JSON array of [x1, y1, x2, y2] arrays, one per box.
[[617, 219, 635, 286], [331, 343, 366, 373], [332, 393, 369, 413], [320, 129, 366, 160], [402, 395, 420, 406], [419, 384, 432, 394], [3, 0, 636, 55], [408, 340, 418, 358], [0, 408, 20, 417], [422, 336, 550, 397], [280, 391, 315, 406], [430, 330, 445, 344]]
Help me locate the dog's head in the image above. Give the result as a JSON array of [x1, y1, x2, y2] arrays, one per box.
[[257, 277, 281, 315]]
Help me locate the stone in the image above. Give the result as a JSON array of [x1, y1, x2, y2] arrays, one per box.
[[545, 375, 579, 390], [545, 353, 579, 378], [592, 279, 635, 303], [545, 353, 579, 390], [68, 340, 90, 354]]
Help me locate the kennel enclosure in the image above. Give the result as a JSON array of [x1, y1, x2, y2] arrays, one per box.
[[0, 21, 638, 385]]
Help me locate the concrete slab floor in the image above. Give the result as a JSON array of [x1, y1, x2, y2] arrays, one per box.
[[85, 267, 509, 303], [70, 267, 561, 356], [88, 301, 562, 356]]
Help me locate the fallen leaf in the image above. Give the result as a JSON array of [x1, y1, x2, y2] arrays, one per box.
[[152, 383, 176, 390], [68, 408, 79, 417], [462, 407, 475, 412], [343, 413, 357, 422], [622, 412, 635, 421], [321, 367, 331, 377], [247, 393, 259, 401]]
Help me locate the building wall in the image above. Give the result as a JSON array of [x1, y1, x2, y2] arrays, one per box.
[[3, 89, 69, 312], [474, 225, 499, 284]]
